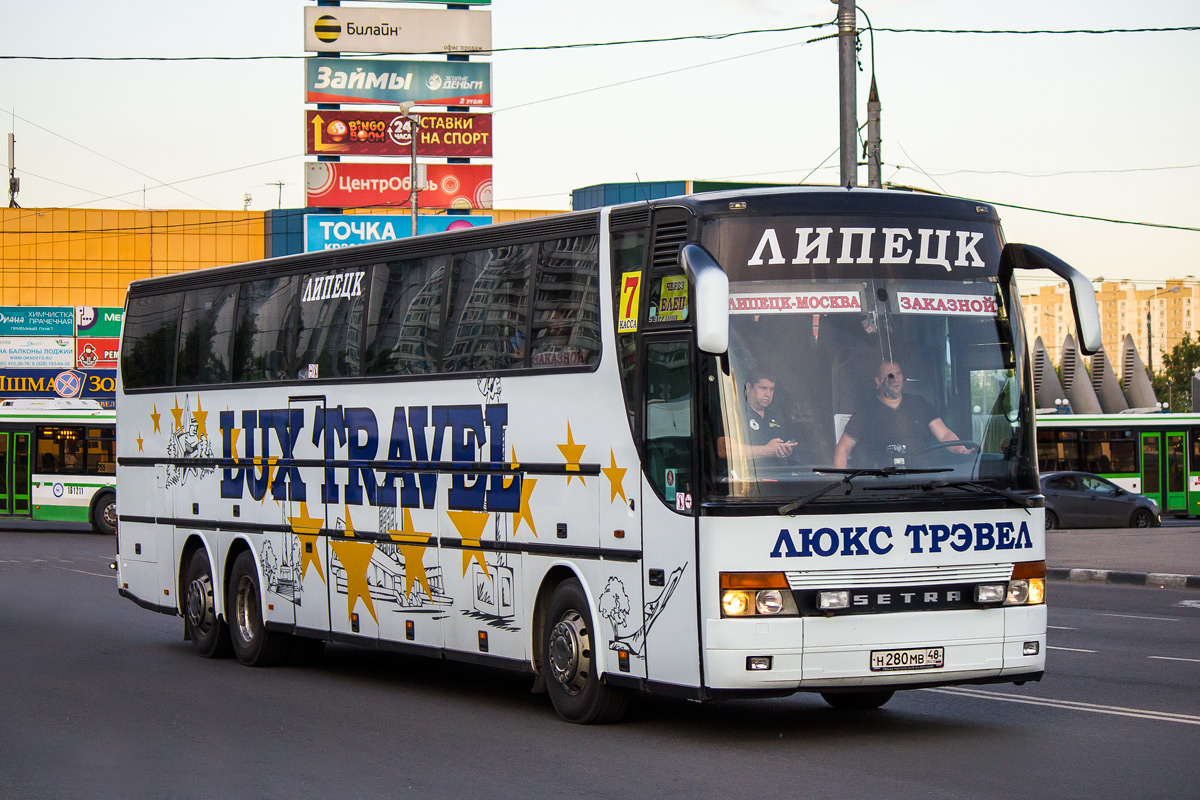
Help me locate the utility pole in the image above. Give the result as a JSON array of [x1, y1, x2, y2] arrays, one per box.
[[268, 181, 285, 209], [866, 76, 882, 188], [7, 133, 19, 208], [837, 0, 858, 188]]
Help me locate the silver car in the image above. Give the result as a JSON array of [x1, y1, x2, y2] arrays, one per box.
[[1040, 471, 1161, 529]]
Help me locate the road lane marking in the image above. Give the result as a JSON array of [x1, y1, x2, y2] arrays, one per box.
[[1148, 656, 1200, 664], [50, 565, 112, 579], [925, 687, 1200, 725], [1047, 646, 1096, 652], [1101, 613, 1178, 622], [1047, 625, 1075, 630]]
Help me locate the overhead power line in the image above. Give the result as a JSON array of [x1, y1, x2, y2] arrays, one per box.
[[0, 22, 1196, 61]]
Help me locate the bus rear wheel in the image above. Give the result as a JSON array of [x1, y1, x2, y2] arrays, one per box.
[[91, 492, 117, 535], [228, 550, 291, 667], [543, 578, 630, 724], [184, 549, 232, 658], [821, 690, 895, 710]]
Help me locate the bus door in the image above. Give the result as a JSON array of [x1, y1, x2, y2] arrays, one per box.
[[639, 335, 701, 688], [1140, 432, 1164, 511], [1190, 430, 1200, 516], [1165, 431, 1187, 513], [0, 429, 32, 519], [287, 396, 332, 639]]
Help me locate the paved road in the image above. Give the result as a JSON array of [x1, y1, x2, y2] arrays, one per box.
[[3, 530, 1200, 799]]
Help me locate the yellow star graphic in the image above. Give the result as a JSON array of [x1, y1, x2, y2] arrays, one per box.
[[503, 446, 521, 490], [342, 503, 357, 537], [192, 397, 208, 438], [136, 432, 144, 453], [388, 508, 434, 602], [447, 509, 490, 578], [170, 396, 184, 432], [288, 504, 326, 585], [150, 404, 161, 434], [257, 457, 280, 505], [228, 424, 242, 460], [513, 475, 537, 537], [603, 449, 628, 505], [330, 538, 377, 625], [557, 422, 586, 486]]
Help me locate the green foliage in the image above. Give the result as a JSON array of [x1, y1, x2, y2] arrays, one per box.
[[1152, 332, 1200, 410]]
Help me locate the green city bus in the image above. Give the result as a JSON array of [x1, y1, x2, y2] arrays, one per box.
[[0, 398, 117, 533]]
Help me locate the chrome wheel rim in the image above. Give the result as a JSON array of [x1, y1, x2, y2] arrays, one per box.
[[548, 610, 590, 696], [186, 573, 215, 634], [235, 575, 257, 645]]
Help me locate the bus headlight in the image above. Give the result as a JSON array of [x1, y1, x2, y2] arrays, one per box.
[[719, 573, 799, 617], [722, 590, 753, 616], [1006, 580, 1030, 605], [755, 589, 785, 615], [1005, 561, 1046, 606]]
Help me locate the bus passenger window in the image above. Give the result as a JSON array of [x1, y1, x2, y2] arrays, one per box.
[[531, 235, 600, 369], [297, 266, 368, 380], [177, 284, 238, 385], [364, 256, 446, 376], [232, 276, 300, 382], [122, 293, 182, 389], [443, 244, 534, 373]]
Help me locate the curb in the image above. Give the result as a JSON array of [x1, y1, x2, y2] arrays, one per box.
[[1047, 567, 1200, 590]]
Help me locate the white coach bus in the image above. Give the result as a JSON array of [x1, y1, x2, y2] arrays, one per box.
[[115, 187, 1100, 723]]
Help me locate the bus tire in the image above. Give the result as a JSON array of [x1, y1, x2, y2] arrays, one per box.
[[821, 690, 894, 710], [91, 491, 117, 535], [228, 550, 291, 667], [543, 578, 630, 724], [184, 549, 232, 659], [1044, 510, 1059, 530]]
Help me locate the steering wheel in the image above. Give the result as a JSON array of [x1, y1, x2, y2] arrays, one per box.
[[917, 439, 980, 455]]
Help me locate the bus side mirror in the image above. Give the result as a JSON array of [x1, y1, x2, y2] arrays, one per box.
[[680, 243, 729, 354], [1002, 243, 1102, 355]]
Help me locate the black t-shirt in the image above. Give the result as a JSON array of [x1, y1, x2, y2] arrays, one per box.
[[842, 394, 940, 467], [745, 405, 789, 447]]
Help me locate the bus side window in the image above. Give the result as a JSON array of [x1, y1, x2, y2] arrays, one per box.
[[364, 256, 447, 376], [232, 275, 300, 382], [122, 293, 183, 389], [443, 243, 534, 373], [531, 235, 600, 369], [177, 284, 238, 385], [644, 339, 693, 511], [611, 230, 646, 431]]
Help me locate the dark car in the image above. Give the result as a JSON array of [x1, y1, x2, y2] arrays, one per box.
[[1040, 471, 1160, 529]]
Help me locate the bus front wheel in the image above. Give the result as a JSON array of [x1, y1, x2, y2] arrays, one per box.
[[91, 492, 117, 535], [184, 549, 232, 659], [821, 690, 895, 710], [542, 578, 630, 724], [228, 550, 291, 667]]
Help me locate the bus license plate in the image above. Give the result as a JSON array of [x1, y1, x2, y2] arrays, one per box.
[[870, 646, 944, 672]]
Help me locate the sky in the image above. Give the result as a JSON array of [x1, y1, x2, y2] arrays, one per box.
[[3, 0, 1198, 288]]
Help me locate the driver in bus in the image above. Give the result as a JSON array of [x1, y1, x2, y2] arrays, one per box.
[[741, 369, 798, 462], [833, 360, 973, 468]]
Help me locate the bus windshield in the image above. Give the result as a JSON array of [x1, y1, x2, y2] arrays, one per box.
[[702, 218, 1034, 507]]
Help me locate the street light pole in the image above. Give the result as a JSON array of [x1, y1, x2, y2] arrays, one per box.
[[399, 102, 421, 237], [1146, 285, 1181, 380]]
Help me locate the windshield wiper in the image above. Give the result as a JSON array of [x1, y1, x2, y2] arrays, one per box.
[[915, 479, 1035, 509], [777, 466, 952, 515]]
